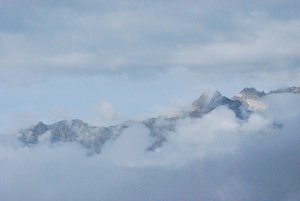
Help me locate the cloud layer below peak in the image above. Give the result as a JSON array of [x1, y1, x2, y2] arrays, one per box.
[[1, 93, 300, 201]]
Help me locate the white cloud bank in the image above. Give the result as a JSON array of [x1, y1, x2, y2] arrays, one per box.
[[0, 93, 299, 201]]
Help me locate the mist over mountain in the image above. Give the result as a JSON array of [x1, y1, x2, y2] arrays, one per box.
[[18, 86, 299, 154], [1, 86, 299, 201], [1, 0, 300, 199]]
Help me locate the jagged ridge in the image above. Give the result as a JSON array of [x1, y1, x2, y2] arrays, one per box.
[[19, 86, 299, 154]]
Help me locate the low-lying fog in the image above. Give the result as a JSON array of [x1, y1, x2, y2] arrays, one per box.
[[1, 94, 299, 201]]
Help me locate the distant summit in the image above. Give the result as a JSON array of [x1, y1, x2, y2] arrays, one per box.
[[232, 86, 300, 111], [190, 91, 246, 119], [20, 119, 128, 154], [19, 86, 299, 154], [239, 87, 266, 99]]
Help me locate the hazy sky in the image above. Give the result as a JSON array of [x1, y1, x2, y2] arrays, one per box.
[[1, 0, 300, 131]]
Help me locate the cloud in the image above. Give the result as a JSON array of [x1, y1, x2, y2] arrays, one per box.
[[101, 122, 152, 166], [1, 93, 299, 201], [86, 99, 126, 127], [145, 106, 242, 166], [1, 1, 300, 199], [0, 0, 300, 86], [170, 16, 300, 71]]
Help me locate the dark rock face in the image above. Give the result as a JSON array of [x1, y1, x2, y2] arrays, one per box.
[[189, 91, 249, 119]]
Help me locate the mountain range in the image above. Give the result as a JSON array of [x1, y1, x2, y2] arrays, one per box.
[[19, 86, 300, 154]]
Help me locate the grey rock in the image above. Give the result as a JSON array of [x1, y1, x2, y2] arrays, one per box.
[[189, 91, 249, 119], [239, 87, 266, 99], [143, 116, 178, 151], [19, 119, 128, 154]]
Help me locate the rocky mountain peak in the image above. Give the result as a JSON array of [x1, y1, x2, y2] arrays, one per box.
[[239, 87, 266, 99], [18, 86, 299, 154], [189, 90, 247, 119], [192, 93, 209, 110], [192, 91, 222, 110], [212, 90, 222, 98]]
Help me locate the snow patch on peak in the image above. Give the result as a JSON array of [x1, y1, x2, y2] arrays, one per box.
[[243, 99, 267, 111], [192, 93, 209, 110], [233, 88, 267, 111], [192, 91, 222, 111]]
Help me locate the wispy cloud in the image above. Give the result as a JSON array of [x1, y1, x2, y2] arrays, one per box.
[[1, 0, 300, 84]]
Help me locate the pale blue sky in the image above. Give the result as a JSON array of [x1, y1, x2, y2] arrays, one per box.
[[1, 0, 300, 132]]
